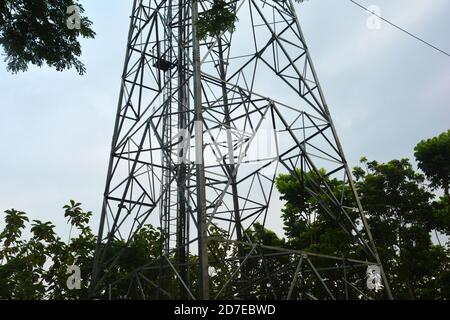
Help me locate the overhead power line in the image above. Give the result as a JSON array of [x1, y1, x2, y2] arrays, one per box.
[[349, 0, 450, 57]]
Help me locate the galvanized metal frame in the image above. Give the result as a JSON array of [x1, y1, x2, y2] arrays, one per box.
[[90, 0, 392, 300]]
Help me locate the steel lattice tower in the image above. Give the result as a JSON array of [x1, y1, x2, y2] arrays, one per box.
[[90, 0, 392, 300]]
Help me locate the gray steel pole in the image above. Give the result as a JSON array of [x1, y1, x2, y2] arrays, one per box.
[[192, 0, 209, 300], [176, 0, 189, 298]]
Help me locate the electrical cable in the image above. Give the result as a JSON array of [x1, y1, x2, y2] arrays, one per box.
[[349, 0, 450, 57]]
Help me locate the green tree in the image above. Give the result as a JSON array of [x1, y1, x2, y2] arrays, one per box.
[[0, 0, 95, 74], [275, 169, 357, 258], [275, 159, 450, 299], [275, 169, 371, 299], [230, 222, 289, 300], [0, 0, 238, 73], [414, 130, 450, 222], [414, 130, 450, 198], [353, 158, 449, 299], [0, 201, 163, 299], [197, 0, 237, 40]]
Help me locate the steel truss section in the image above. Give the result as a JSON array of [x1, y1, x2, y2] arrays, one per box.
[[90, 0, 392, 300]]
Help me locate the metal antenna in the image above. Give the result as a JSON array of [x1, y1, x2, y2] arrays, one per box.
[[90, 0, 392, 300]]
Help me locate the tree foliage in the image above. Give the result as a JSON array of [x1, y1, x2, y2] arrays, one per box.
[[1, 131, 449, 299], [414, 130, 450, 196], [354, 158, 449, 299], [0, 0, 95, 74], [275, 156, 449, 299], [0, 201, 162, 299], [276, 168, 357, 253], [197, 0, 237, 40], [414, 130, 450, 221]]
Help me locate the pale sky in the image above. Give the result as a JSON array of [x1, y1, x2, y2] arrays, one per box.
[[0, 0, 449, 237]]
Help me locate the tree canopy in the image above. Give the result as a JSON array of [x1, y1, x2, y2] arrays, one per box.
[[197, 0, 237, 40], [274, 157, 449, 299], [414, 130, 450, 195], [353, 158, 449, 299], [414, 130, 450, 220], [0, 201, 163, 299], [0, 0, 95, 74], [0, 0, 241, 74], [2, 131, 450, 299]]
